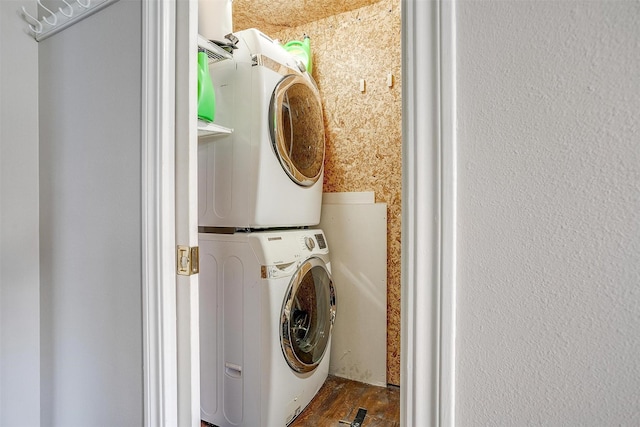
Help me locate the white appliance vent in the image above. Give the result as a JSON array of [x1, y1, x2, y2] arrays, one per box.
[[197, 35, 233, 64]]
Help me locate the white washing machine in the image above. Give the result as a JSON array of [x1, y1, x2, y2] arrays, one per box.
[[198, 29, 326, 229], [199, 229, 336, 426]]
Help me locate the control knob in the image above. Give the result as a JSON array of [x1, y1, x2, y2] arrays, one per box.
[[304, 236, 316, 250]]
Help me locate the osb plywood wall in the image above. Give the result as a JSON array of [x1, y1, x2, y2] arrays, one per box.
[[236, 0, 402, 385], [233, 0, 381, 35]]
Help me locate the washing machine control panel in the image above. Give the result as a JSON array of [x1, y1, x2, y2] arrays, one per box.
[[304, 236, 316, 250], [301, 233, 327, 251], [252, 230, 328, 265], [314, 233, 327, 249]]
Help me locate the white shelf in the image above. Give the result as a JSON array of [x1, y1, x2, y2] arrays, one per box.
[[197, 36, 232, 138], [198, 120, 233, 138]]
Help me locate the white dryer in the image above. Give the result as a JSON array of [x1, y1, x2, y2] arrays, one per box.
[[199, 229, 336, 426], [198, 29, 326, 229]]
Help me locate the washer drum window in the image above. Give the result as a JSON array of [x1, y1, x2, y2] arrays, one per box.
[[280, 257, 336, 373], [269, 74, 326, 187]]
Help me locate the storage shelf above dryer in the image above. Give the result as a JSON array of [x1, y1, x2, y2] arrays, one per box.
[[198, 35, 233, 64], [198, 120, 233, 138], [197, 35, 232, 138]]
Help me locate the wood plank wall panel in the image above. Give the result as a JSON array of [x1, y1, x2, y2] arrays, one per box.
[[235, 0, 402, 385]]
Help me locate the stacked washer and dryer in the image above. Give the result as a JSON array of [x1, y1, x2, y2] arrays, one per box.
[[198, 28, 336, 426]]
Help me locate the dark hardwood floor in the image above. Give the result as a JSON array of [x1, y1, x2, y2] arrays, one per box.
[[290, 375, 400, 427], [201, 375, 400, 427]]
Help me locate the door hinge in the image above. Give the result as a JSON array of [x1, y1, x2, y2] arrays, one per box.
[[177, 245, 199, 276]]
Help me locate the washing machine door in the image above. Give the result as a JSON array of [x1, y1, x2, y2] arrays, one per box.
[[281, 257, 336, 373], [269, 74, 325, 187]]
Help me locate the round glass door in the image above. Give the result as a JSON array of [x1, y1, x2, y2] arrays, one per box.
[[269, 74, 325, 187], [280, 257, 336, 373]]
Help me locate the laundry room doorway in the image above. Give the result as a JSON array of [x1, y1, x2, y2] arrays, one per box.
[[222, 0, 455, 425], [146, 1, 456, 426]]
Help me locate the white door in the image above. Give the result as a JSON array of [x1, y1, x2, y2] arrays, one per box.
[[280, 257, 336, 373], [175, 0, 201, 425], [270, 74, 325, 186], [142, 1, 200, 426]]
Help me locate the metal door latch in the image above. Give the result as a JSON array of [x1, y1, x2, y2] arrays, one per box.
[[177, 245, 199, 276]]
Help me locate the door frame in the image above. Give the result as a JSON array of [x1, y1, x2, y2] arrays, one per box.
[[141, 0, 458, 426], [401, 0, 457, 426], [141, 0, 179, 425]]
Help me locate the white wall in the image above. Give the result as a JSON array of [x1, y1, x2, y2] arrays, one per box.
[[38, 1, 143, 425], [455, 1, 640, 425], [0, 1, 41, 426]]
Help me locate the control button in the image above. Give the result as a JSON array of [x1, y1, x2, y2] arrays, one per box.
[[304, 236, 315, 250]]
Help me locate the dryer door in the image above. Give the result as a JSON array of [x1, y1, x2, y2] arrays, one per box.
[[269, 74, 325, 187], [281, 257, 336, 373]]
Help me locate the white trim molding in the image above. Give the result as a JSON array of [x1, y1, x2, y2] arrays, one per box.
[[401, 0, 457, 426], [438, 0, 457, 425], [141, 0, 178, 425]]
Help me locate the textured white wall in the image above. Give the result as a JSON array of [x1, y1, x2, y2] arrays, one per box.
[[38, 1, 143, 425], [0, 1, 41, 426], [455, 1, 640, 425]]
